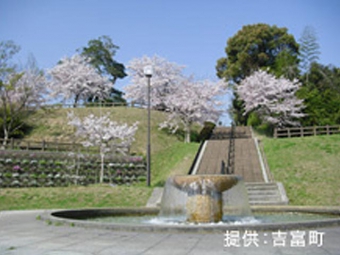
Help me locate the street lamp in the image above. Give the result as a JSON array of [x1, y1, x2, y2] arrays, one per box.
[[144, 65, 153, 186]]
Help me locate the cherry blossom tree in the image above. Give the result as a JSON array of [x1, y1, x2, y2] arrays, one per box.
[[0, 54, 46, 146], [236, 70, 305, 127], [0, 40, 20, 81], [68, 112, 138, 183], [124, 55, 184, 109], [48, 54, 111, 107], [160, 78, 227, 143], [125, 55, 227, 142], [10, 57, 47, 108]]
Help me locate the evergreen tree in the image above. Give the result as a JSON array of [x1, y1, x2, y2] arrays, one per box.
[[299, 26, 320, 83], [216, 23, 300, 125], [79, 36, 127, 104], [298, 63, 340, 125]]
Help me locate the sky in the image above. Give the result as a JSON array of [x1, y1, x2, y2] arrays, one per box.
[[1, 0, 340, 124]]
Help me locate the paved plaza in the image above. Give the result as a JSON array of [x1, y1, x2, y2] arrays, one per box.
[[0, 210, 339, 255]]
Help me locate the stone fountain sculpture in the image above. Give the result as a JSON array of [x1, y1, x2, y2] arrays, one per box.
[[169, 175, 240, 223]]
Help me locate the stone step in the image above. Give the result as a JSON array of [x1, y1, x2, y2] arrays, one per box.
[[245, 182, 278, 187], [248, 191, 281, 196], [246, 184, 278, 190], [246, 186, 279, 191], [250, 200, 289, 205], [248, 191, 280, 196], [248, 195, 281, 201], [245, 182, 289, 205]]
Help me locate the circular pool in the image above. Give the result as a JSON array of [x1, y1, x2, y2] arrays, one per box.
[[43, 206, 340, 233]]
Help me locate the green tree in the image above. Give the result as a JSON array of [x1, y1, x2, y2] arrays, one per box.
[[79, 35, 127, 104], [297, 63, 340, 125], [216, 23, 300, 125], [217, 23, 299, 83], [273, 48, 300, 80]]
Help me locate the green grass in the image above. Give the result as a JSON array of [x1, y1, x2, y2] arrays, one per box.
[[1, 107, 201, 210], [27, 107, 186, 155], [263, 134, 340, 206], [0, 185, 152, 210], [0, 142, 198, 210], [151, 142, 199, 186]]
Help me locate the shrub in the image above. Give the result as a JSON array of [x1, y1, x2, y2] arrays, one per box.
[[137, 176, 146, 182], [4, 173, 12, 178], [198, 121, 216, 141]]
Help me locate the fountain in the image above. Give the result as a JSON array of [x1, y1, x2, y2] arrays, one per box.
[[45, 174, 340, 232], [160, 175, 241, 223]]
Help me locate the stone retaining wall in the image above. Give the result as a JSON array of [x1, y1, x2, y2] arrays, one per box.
[[0, 150, 146, 188]]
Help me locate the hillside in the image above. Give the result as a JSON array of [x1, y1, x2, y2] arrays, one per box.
[[24, 109, 340, 206], [26, 107, 189, 155], [262, 134, 340, 206], [25, 106, 200, 186]]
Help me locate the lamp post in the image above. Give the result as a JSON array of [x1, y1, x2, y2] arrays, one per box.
[[144, 65, 153, 187]]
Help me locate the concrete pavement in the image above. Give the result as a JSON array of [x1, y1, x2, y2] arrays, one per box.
[[0, 210, 340, 255]]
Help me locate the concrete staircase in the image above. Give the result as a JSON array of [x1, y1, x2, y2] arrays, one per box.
[[194, 126, 264, 182], [245, 182, 289, 205], [146, 125, 290, 208]]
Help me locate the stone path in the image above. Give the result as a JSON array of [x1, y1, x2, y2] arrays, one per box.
[[0, 210, 339, 255]]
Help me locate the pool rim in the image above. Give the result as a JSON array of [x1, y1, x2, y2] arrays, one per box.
[[41, 205, 340, 233]]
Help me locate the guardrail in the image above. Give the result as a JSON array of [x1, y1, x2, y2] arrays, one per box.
[[274, 125, 340, 138]]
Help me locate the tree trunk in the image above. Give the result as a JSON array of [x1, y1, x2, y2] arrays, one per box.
[[74, 94, 79, 108], [2, 129, 9, 148], [100, 153, 105, 183], [184, 124, 191, 143]]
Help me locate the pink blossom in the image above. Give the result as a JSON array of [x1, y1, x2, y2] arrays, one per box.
[[236, 70, 305, 127]]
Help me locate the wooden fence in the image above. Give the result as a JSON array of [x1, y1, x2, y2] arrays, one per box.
[[274, 125, 340, 138], [42, 101, 146, 110], [0, 138, 97, 153]]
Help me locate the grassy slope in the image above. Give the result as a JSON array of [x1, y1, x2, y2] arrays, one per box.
[[4, 107, 339, 208], [0, 107, 200, 210], [262, 134, 340, 206], [26, 107, 183, 155], [28, 106, 200, 185]]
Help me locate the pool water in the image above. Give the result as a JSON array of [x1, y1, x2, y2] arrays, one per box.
[[86, 212, 336, 226]]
